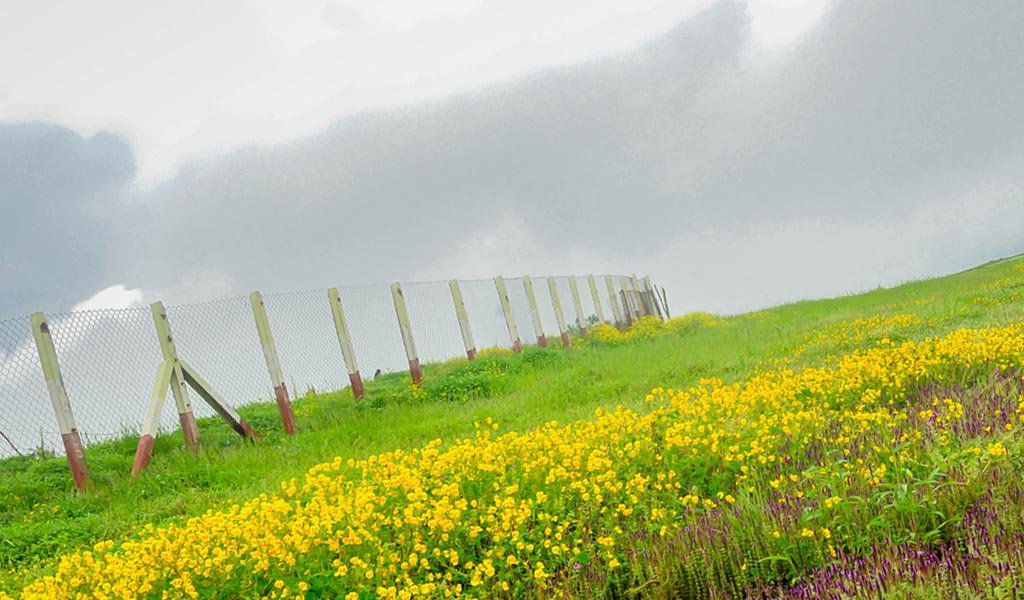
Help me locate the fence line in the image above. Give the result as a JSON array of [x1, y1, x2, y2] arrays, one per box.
[[0, 273, 662, 483]]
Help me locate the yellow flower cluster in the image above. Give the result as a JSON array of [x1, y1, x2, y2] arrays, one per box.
[[588, 313, 720, 345], [7, 323, 1024, 599]]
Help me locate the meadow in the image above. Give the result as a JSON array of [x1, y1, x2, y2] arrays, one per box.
[[2, 256, 1024, 598]]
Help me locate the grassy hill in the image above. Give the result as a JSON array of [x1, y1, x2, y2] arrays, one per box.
[[3, 256, 1024, 597]]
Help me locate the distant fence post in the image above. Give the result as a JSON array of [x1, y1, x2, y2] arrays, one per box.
[[150, 301, 200, 453], [605, 275, 625, 329], [547, 277, 572, 349], [390, 282, 423, 384], [642, 276, 664, 320], [660, 286, 671, 319], [522, 276, 548, 348], [494, 276, 522, 352], [29, 312, 90, 493], [249, 291, 296, 435], [587, 275, 607, 325], [631, 274, 652, 316], [449, 279, 477, 360], [568, 276, 589, 337], [328, 288, 364, 399], [619, 276, 636, 325]]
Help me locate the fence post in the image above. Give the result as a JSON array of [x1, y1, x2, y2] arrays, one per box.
[[568, 276, 589, 337], [150, 301, 200, 453], [29, 312, 90, 492], [494, 276, 522, 352], [643, 276, 665, 320], [449, 279, 477, 360], [249, 291, 296, 435], [587, 275, 607, 325], [522, 276, 547, 348], [660, 286, 671, 319], [632, 274, 652, 316], [619, 276, 636, 325], [328, 288, 364, 399], [547, 277, 572, 349], [391, 282, 423, 384], [605, 275, 625, 329]]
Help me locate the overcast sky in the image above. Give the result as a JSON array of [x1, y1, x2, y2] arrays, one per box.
[[1, 0, 1022, 319]]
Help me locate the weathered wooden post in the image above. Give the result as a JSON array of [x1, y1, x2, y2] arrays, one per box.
[[133, 302, 259, 476], [643, 276, 665, 320], [631, 274, 652, 317], [494, 276, 522, 352], [150, 301, 199, 452], [29, 312, 90, 492], [390, 282, 423, 384], [449, 279, 477, 360], [619, 276, 636, 325], [547, 277, 572, 349], [522, 276, 547, 348], [660, 286, 671, 319], [587, 275, 607, 325], [605, 275, 625, 329], [328, 288, 364, 399], [249, 291, 296, 435], [568, 276, 589, 337]]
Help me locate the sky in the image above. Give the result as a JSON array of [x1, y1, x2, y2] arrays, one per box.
[[1, 0, 1023, 319]]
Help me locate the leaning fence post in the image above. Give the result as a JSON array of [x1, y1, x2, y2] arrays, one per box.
[[522, 276, 547, 348], [619, 276, 636, 325], [631, 273, 652, 316], [150, 301, 200, 453], [328, 288, 364, 399], [547, 277, 572, 349], [391, 282, 423, 384], [605, 275, 625, 329], [449, 280, 477, 360], [568, 276, 589, 337], [587, 275, 607, 325], [660, 286, 671, 319], [643, 276, 665, 320], [29, 312, 90, 492], [249, 292, 296, 435], [494, 276, 522, 352]]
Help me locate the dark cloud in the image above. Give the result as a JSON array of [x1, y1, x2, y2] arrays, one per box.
[[4, 0, 1024, 315], [0, 123, 136, 316]]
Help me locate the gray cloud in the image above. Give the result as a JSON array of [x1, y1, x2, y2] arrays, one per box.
[[0, 123, 136, 316], [4, 0, 1024, 317]]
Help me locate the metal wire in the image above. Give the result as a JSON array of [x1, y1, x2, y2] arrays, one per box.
[[0, 275, 637, 459]]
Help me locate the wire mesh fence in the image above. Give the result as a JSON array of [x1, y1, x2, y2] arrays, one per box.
[[0, 274, 649, 460]]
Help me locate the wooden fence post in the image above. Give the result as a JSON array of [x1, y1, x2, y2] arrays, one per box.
[[587, 275, 607, 325], [449, 280, 477, 360], [643, 276, 665, 320], [150, 301, 199, 452], [630, 274, 650, 316], [547, 277, 572, 349], [660, 286, 671, 319], [619, 276, 636, 325], [522, 276, 547, 348], [29, 312, 90, 492], [605, 275, 625, 329], [568, 276, 589, 337], [390, 282, 423, 384], [328, 288, 364, 399], [494, 276, 522, 352], [249, 291, 295, 435]]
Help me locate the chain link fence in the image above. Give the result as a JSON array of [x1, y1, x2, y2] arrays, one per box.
[[0, 274, 650, 459]]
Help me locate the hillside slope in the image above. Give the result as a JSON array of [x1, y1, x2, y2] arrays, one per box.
[[3, 255, 1024, 597]]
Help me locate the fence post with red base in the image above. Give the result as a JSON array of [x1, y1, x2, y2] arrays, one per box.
[[249, 291, 296, 435], [29, 312, 91, 493], [390, 282, 423, 384], [522, 276, 547, 348], [568, 275, 589, 338], [328, 287, 364, 399], [150, 302, 200, 452], [587, 275, 607, 326], [494, 276, 522, 352], [547, 277, 572, 349], [449, 280, 477, 360]]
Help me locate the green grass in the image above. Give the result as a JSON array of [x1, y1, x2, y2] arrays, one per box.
[[3, 254, 1024, 590]]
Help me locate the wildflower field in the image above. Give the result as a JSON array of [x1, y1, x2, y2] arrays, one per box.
[[3, 257, 1024, 598]]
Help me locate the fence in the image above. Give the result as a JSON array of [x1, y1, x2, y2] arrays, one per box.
[[0, 273, 668, 487]]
